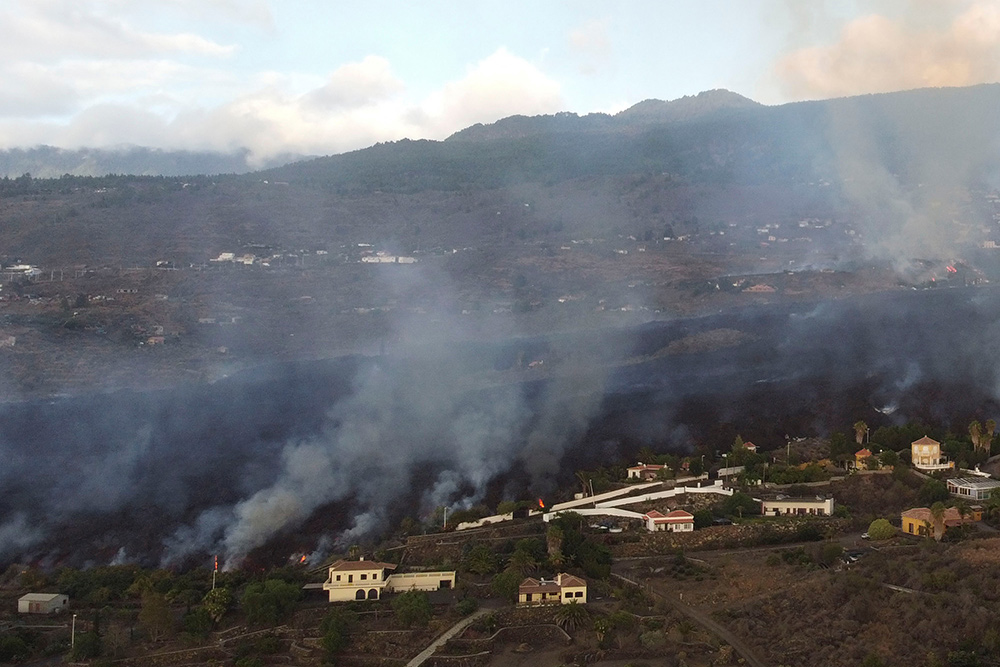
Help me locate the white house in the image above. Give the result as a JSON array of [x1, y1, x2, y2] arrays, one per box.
[[18, 593, 68, 614], [643, 509, 695, 532], [322, 558, 456, 602], [760, 496, 835, 516], [627, 463, 666, 480]]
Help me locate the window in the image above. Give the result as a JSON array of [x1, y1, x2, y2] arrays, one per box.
[[575, 591, 583, 598], [336, 575, 341, 581], [348, 575, 353, 583], [564, 592, 572, 599], [361, 574, 367, 580]]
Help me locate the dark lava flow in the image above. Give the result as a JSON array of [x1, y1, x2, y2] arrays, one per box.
[[3, 285, 1000, 568]]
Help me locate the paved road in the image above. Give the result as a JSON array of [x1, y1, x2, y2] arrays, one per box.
[[405, 608, 490, 667], [611, 571, 768, 667]]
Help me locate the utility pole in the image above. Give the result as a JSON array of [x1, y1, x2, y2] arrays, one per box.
[[443, 507, 448, 530], [71, 614, 77, 648]]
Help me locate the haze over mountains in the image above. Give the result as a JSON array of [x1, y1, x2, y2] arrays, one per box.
[[3, 83, 1000, 567]]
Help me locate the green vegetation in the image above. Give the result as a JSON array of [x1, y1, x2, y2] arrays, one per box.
[[240, 579, 301, 626], [867, 518, 896, 540], [391, 590, 433, 628]]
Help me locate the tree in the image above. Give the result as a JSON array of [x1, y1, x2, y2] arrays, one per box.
[[490, 570, 522, 602], [867, 518, 895, 540], [970, 421, 983, 452], [241, 579, 301, 626], [182, 607, 214, 638], [854, 421, 869, 446], [878, 449, 899, 468], [139, 591, 173, 642], [505, 548, 539, 577], [320, 607, 356, 658], [919, 479, 950, 505], [71, 631, 102, 660], [203, 587, 233, 624], [0, 636, 29, 663], [463, 544, 498, 575], [555, 601, 590, 630], [391, 590, 432, 628]]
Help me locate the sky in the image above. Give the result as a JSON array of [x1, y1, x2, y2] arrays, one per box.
[[2, 0, 999, 164]]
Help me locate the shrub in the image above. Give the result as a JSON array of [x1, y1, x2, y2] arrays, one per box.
[[867, 518, 896, 541]]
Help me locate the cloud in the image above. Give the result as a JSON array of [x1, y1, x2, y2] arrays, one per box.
[[0, 0, 236, 62], [568, 18, 612, 74], [303, 56, 404, 111], [776, 1, 1000, 99], [0, 48, 563, 165], [419, 48, 563, 135]]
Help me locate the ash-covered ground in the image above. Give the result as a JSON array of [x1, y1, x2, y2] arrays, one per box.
[[2, 285, 999, 570]]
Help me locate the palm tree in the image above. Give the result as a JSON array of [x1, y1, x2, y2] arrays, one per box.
[[854, 421, 869, 446], [970, 421, 984, 452], [986, 419, 997, 454], [930, 502, 947, 542], [575, 470, 590, 497], [505, 549, 538, 577], [555, 601, 589, 630]]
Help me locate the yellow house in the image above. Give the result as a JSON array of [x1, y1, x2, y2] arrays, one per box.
[[855, 448, 873, 470], [901, 506, 968, 539], [910, 436, 954, 471], [518, 573, 587, 606]]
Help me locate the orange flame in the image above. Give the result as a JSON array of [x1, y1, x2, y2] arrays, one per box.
[[538, 498, 545, 509], [300, 555, 307, 564]]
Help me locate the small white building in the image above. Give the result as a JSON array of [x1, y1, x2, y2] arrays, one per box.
[[643, 509, 695, 532], [761, 496, 835, 517], [627, 463, 666, 480], [18, 593, 68, 614]]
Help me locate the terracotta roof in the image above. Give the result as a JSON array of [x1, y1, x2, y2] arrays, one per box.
[[557, 573, 587, 587], [329, 559, 398, 572], [856, 448, 872, 457], [518, 577, 560, 593], [743, 441, 757, 449], [644, 509, 693, 523], [912, 435, 940, 446], [902, 507, 963, 524]]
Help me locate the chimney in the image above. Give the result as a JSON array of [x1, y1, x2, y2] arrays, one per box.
[[359, 556, 365, 561]]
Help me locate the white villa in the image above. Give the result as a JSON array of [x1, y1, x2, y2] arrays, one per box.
[[322, 558, 456, 602], [643, 509, 695, 532]]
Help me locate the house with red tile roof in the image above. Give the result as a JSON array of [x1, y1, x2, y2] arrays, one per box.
[[643, 509, 695, 532]]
